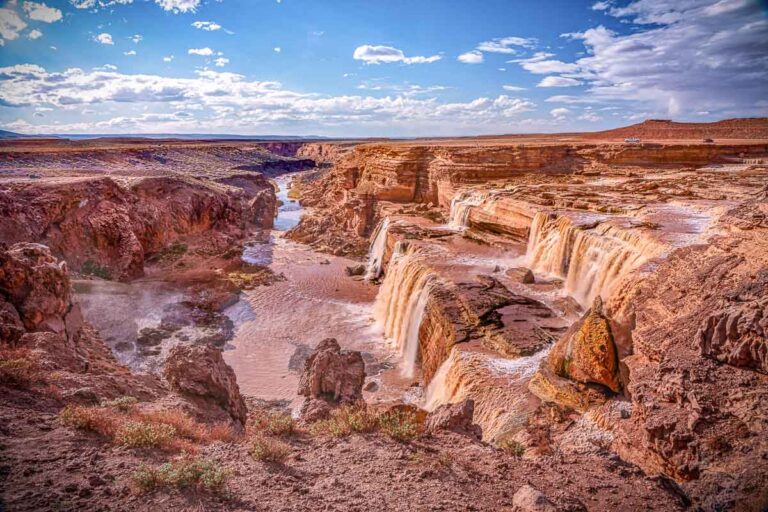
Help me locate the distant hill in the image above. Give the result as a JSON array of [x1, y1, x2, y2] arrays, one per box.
[[587, 118, 768, 140], [0, 129, 25, 139]]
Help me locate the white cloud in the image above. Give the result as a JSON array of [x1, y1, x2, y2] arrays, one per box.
[[130, 34, 142, 43], [0, 64, 538, 136], [214, 57, 229, 67], [192, 21, 221, 31], [94, 32, 114, 45], [353, 45, 441, 65], [457, 50, 483, 64], [163, 55, 174, 62], [476, 36, 536, 54], [558, 0, 768, 117], [0, 7, 27, 42], [27, 28, 42, 39], [579, 111, 603, 122], [502, 85, 526, 91], [273, 47, 281, 53], [188, 47, 213, 56], [591, 1, 611, 10], [154, 0, 200, 13], [550, 107, 571, 119], [70, 0, 134, 9], [123, 50, 136, 56], [22, 2, 62, 23], [93, 64, 117, 71], [515, 54, 579, 74], [538, 76, 582, 87]]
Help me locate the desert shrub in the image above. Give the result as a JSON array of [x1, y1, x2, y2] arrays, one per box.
[[0, 348, 43, 389], [437, 451, 454, 468], [309, 405, 377, 438], [115, 421, 177, 449], [498, 439, 526, 457], [101, 396, 139, 412], [132, 458, 229, 494], [250, 409, 296, 438], [81, 260, 111, 280], [206, 422, 238, 443], [139, 409, 204, 442], [250, 434, 291, 463], [377, 409, 421, 443], [59, 405, 120, 438]]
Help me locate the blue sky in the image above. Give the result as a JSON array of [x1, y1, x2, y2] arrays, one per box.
[[0, 0, 766, 136]]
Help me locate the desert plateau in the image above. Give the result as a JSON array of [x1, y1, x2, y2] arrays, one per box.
[[1, 1, 767, 511]]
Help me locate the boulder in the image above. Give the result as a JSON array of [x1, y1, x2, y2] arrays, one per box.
[[298, 338, 365, 403], [511, 485, 558, 512], [425, 399, 482, 438], [548, 296, 620, 392], [163, 344, 247, 425], [0, 243, 81, 342], [506, 267, 535, 284], [0, 299, 24, 345]]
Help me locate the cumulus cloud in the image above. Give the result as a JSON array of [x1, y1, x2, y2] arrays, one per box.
[[0, 7, 27, 42], [27, 28, 42, 39], [538, 76, 581, 87], [94, 32, 114, 45], [163, 55, 174, 62], [123, 50, 136, 56], [502, 85, 526, 91], [457, 50, 483, 64], [22, 2, 62, 23], [513, 52, 579, 74], [214, 57, 229, 67], [188, 47, 213, 56], [550, 0, 768, 117], [130, 34, 142, 43], [550, 107, 571, 119], [353, 45, 441, 65], [192, 21, 221, 31], [273, 47, 281, 53], [70, 0, 134, 9], [476, 36, 536, 54], [0, 64, 538, 136], [154, 0, 200, 13]]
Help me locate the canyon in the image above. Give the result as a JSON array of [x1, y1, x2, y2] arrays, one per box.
[[1, 119, 767, 511]]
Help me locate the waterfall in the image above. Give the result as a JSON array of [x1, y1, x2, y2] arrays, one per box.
[[423, 348, 458, 411], [365, 217, 391, 280], [373, 241, 436, 378], [448, 190, 487, 229], [526, 213, 662, 306]]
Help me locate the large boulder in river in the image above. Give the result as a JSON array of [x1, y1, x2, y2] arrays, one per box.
[[548, 296, 620, 393], [164, 344, 247, 425], [298, 338, 365, 403], [0, 243, 82, 343]]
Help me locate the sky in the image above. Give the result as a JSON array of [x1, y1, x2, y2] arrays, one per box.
[[0, 0, 767, 137]]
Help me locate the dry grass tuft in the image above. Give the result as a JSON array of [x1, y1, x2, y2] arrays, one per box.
[[376, 409, 422, 443], [309, 404, 378, 438], [0, 348, 45, 389], [249, 434, 291, 463], [249, 409, 296, 438], [132, 457, 230, 495], [498, 439, 526, 457]]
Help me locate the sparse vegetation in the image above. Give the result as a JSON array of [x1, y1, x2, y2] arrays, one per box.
[[58, 403, 238, 452], [132, 458, 230, 495], [81, 260, 112, 280], [498, 439, 526, 457], [250, 409, 296, 438], [0, 348, 44, 389], [250, 434, 291, 463], [377, 409, 422, 443], [309, 404, 377, 438]]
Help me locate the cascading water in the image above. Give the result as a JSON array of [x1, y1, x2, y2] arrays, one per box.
[[365, 217, 391, 281], [373, 241, 437, 378], [448, 190, 488, 229], [526, 212, 663, 305]]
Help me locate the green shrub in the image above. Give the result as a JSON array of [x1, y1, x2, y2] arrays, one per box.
[[250, 434, 290, 463], [101, 396, 138, 412], [309, 405, 377, 438], [115, 421, 177, 449], [498, 439, 526, 457], [132, 458, 229, 494], [377, 409, 421, 443], [251, 410, 296, 438]]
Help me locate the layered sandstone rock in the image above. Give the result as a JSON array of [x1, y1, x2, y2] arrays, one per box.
[[548, 296, 620, 393], [163, 344, 248, 425], [0, 174, 276, 280], [424, 399, 481, 437], [298, 338, 366, 404]]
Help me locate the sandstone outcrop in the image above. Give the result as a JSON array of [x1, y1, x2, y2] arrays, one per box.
[[298, 338, 365, 404], [163, 344, 248, 425], [424, 399, 481, 437], [0, 174, 276, 281], [548, 296, 620, 393], [0, 243, 82, 343]]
